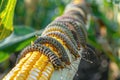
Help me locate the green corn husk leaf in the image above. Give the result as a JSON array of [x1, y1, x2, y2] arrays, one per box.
[[0, 0, 16, 40]]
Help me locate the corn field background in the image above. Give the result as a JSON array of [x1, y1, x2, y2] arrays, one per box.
[[0, 0, 120, 80]]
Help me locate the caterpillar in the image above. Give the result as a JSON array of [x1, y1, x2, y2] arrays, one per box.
[[17, 44, 64, 69], [42, 27, 78, 50], [55, 18, 87, 48], [64, 3, 87, 20], [43, 31, 80, 58], [56, 15, 85, 26], [50, 20, 80, 49], [55, 15, 87, 36], [34, 36, 70, 65], [58, 16, 87, 38], [64, 10, 85, 23], [46, 21, 78, 49], [54, 17, 96, 63], [42, 26, 64, 36], [55, 16, 87, 37]]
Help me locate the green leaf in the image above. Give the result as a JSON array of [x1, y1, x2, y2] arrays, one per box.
[[91, 3, 117, 33], [0, 26, 43, 62], [0, 52, 9, 63], [14, 25, 35, 35], [0, 0, 17, 40]]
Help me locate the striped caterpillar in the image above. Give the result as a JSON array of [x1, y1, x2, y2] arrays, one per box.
[[45, 21, 78, 49], [55, 18, 87, 49], [17, 44, 64, 69], [56, 15, 85, 25], [64, 3, 87, 20], [65, 10, 85, 23], [55, 15, 87, 41], [50, 20, 81, 49], [43, 31, 80, 58], [34, 36, 70, 65]]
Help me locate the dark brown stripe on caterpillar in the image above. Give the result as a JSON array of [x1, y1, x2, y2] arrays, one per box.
[[55, 15, 87, 38], [64, 3, 87, 20], [63, 10, 85, 23], [34, 36, 70, 65], [56, 15, 85, 25], [46, 21, 78, 49], [17, 44, 64, 69], [55, 17, 87, 38], [43, 31, 80, 58], [50, 21, 80, 49], [55, 18, 87, 48]]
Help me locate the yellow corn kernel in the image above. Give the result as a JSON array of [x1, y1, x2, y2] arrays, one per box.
[[3, 52, 32, 80], [3, 50, 55, 80], [14, 51, 41, 80], [27, 55, 49, 80], [39, 62, 54, 79]]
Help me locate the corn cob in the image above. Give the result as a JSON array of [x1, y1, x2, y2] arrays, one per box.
[[3, 52, 54, 80], [3, 0, 91, 80]]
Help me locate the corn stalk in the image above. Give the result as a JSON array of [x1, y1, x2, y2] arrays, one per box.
[[3, 0, 89, 80]]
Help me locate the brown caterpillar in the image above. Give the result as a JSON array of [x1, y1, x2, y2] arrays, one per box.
[[64, 10, 85, 23], [64, 3, 87, 20], [46, 21, 78, 49], [34, 36, 70, 65], [55, 18, 87, 48], [50, 20, 80, 49], [17, 44, 64, 68], [56, 15, 85, 25], [58, 19, 96, 63], [65, 7, 85, 17], [43, 31, 80, 58], [54, 19, 97, 63], [42, 26, 78, 49], [42, 26, 63, 36], [55, 16, 87, 38], [57, 16, 87, 39]]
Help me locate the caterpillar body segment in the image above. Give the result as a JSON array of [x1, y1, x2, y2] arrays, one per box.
[[16, 46, 39, 63], [55, 15, 87, 39], [46, 21, 78, 48], [64, 10, 85, 23], [50, 20, 80, 49], [43, 31, 80, 58], [64, 3, 87, 20], [18, 44, 64, 69], [34, 36, 70, 65], [55, 18, 87, 48], [55, 17, 87, 39], [56, 15, 85, 26], [42, 23, 77, 49]]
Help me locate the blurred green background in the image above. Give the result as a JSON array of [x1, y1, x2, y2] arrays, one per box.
[[0, 0, 120, 80]]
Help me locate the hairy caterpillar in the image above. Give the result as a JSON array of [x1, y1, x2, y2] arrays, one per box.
[[55, 18, 87, 48], [34, 36, 70, 65], [46, 21, 78, 48], [64, 3, 87, 20], [43, 31, 80, 58], [17, 44, 64, 68]]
